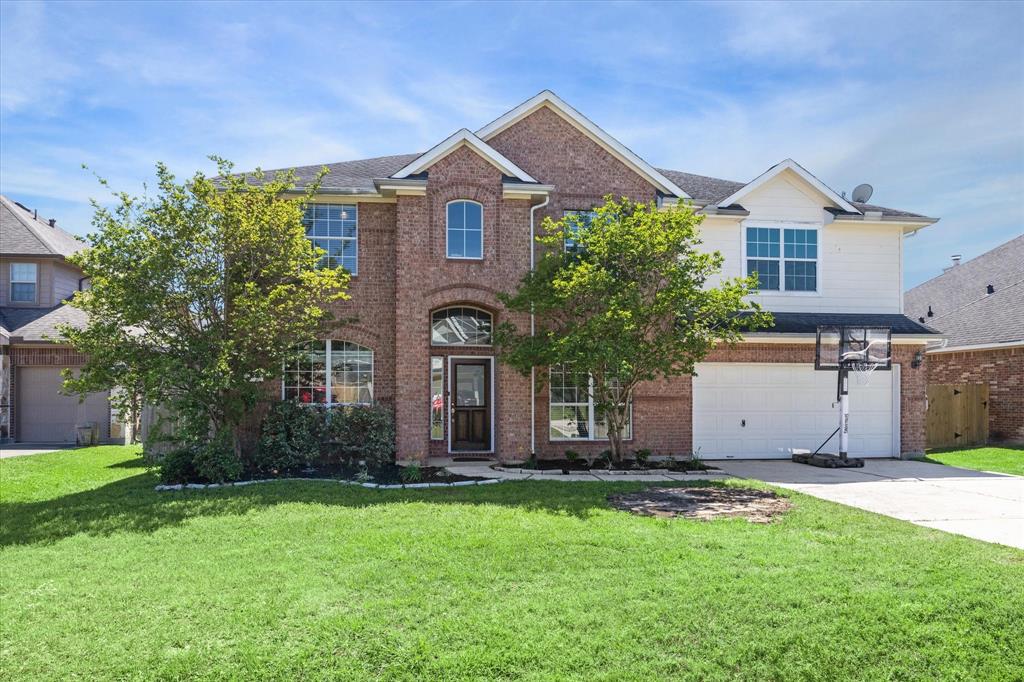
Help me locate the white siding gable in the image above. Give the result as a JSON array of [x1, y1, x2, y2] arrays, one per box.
[[697, 172, 903, 314]]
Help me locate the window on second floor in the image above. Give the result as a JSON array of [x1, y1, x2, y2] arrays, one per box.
[[745, 226, 818, 292], [10, 263, 38, 303], [447, 200, 483, 259], [302, 204, 358, 274], [563, 210, 596, 254]]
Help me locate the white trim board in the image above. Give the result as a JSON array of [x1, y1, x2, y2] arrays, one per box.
[[391, 129, 537, 183], [716, 159, 859, 214], [475, 90, 690, 199]]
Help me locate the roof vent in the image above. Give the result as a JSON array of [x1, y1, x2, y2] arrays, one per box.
[[987, 284, 995, 295], [918, 317, 925, 323], [951, 254, 962, 266], [927, 306, 934, 317], [48, 218, 56, 227]]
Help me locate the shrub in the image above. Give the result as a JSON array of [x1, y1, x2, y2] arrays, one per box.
[[255, 401, 323, 475], [193, 434, 244, 483], [634, 448, 652, 466], [564, 449, 579, 462], [325, 404, 395, 468], [401, 463, 423, 484], [159, 447, 197, 484]]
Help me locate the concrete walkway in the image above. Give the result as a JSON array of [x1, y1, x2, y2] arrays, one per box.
[[0, 444, 75, 459], [444, 461, 725, 483], [714, 459, 1024, 550]]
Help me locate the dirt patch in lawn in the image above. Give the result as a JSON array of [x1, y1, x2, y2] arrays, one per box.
[[608, 487, 792, 523]]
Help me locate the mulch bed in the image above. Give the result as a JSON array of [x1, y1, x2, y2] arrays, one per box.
[[608, 487, 792, 523]]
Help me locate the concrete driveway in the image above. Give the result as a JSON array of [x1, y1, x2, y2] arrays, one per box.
[[0, 444, 75, 459], [714, 459, 1024, 550]]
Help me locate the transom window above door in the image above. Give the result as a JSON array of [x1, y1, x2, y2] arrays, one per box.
[[745, 226, 818, 292], [447, 200, 483, 259], [431, 306, 492, 346], [303, 204, 358, 274]]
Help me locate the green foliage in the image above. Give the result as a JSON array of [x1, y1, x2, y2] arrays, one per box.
[[634, 448, 652, 465], [496, 196, 771, 460], [59, 157, 349, 461], [192, 433, 245, 483], [324, 404, 396, 468], [254, 401, 323, 475], [564, 449, 580, 462], [158, 447, 197, 484], [400, 463, 423, 484]]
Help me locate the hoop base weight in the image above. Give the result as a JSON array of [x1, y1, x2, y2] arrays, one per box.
[[792, 452, 865, 468]]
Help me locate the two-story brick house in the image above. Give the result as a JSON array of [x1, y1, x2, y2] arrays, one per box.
[[0, 194, 112, 444], [267, 91, 938, 462]]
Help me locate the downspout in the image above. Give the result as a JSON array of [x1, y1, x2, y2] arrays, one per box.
[[529, 195, 550, 456]]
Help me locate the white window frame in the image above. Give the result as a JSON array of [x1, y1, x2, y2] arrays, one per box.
[[430, 306, 493, 347], [562, 209, 596, 253], [548, 366, 633, 442], [446, 199, 484, 260], [430, 356, 444, 440], [303, 203, 359, 275], [741, 221, 822, 296], [281, 339, 373, 406], [9, 262, 38, 304]]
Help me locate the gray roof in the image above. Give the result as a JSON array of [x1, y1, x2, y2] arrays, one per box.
[[904, 234, 1024, 348], [0, 305, 87, 343], [742, 311, 937, 336], [255, 154, 928, 218], [0, 195, 84, 257]]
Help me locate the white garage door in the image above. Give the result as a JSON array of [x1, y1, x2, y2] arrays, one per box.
[[693, 363, 898, 459], [16, 367, 109, 443]]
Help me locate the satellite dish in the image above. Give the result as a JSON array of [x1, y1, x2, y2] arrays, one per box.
[[851, 183, 873, 203]]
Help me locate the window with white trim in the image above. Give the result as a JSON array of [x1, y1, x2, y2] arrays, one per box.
[[430, 357, 444, 440], [431, 306, 492, 346], [447, 200, 483, 259], [9, 263, 38, 303], [745, 226, 818, 292], [283, 340, 373, 405], [562, 210, 596, 253], [549, 364, 631, 441], [303, 204, 358, 273]]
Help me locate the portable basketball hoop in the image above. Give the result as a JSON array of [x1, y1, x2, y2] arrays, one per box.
[[792, 326, 892, 468]]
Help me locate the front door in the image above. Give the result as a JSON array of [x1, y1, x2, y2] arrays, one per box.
[[450, 358, 491, 451]]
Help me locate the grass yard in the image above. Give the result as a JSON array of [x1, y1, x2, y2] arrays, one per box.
[[2, 447, 1023, 681], [918, 444, 1024, 477]]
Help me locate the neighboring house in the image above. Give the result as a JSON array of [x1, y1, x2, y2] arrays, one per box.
[[905, 236, 1024, 443], [0, 195, 113, 444], [259, 90, 939, 461]]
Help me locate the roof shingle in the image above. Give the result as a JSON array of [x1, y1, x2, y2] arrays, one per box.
[[0, 195, 84, 257]]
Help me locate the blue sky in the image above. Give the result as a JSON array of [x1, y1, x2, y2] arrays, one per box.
[[1, 0, 1021, 288]]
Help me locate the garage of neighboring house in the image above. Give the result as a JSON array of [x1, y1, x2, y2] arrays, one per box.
[[693, 362, 899, 460], [16, 366, 109, 443]]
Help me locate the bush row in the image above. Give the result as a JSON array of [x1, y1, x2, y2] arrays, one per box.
[[159, 401, 395, 484]]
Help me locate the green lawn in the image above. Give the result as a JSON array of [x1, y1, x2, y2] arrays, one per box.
[[2, 447, 1022, 681], [918, 445, 1024, 477]]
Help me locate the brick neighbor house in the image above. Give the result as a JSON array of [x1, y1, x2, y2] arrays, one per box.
[[0, 194, 114, 444], [274, 91, 940, 461], [905, 235, 1024, 443]]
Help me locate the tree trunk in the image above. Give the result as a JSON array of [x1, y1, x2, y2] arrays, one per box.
[[605, 406, 625, 462]]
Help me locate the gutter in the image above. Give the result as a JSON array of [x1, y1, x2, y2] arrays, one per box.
[[528, 194, 550, 456], [927, 339, 1024, 354], [740, 333, 940, 344]]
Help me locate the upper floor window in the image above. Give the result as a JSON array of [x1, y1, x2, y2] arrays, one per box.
[[431, 306, 492, 346], [745, 226, 818, 292], [283, 340, 373, 405], [10, 263, 38, 303], [303, 204, 358, 274], [563, 210, 596, 253], [447, 200, 483, 259]]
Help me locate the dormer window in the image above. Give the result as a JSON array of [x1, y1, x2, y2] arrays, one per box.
[[447, 200, 483, 259], [10, 263, 38, 303]]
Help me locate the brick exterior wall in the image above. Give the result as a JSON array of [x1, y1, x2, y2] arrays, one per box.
[[927, 346, 1024, 443]]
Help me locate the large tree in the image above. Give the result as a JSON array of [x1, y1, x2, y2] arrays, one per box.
[[495, 196, 771, 461], [60, 158, 348, 458]]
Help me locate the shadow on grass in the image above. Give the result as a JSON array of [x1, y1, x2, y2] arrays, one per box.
[[0, 470, 732, 548]]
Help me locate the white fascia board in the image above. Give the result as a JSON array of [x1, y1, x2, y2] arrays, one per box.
[[832, 215, 940, 233], [927, 340, 1024, 354], [390, 128, 537, 183], [716, 159, 859, 214], [475, 90, 690, 199]]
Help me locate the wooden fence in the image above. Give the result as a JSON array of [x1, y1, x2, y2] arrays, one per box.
[[926, 384, 989, 449]]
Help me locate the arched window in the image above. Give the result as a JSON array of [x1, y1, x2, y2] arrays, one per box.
[[283, 340, 373, 405], [446, 200, 483, 259], [431, 306, 492, 346]]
